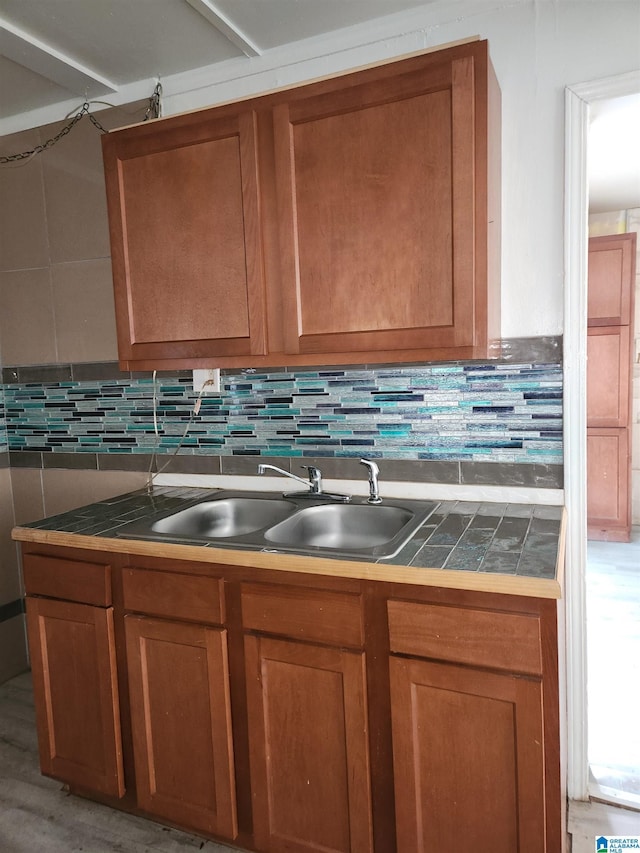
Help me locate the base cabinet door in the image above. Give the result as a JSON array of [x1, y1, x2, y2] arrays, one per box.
[[390, 657, 545, 853], [244, 635, 373, 853], [124, 616, 237, 840], [26, 596, 124, 798], [587, 427, 630, 541]]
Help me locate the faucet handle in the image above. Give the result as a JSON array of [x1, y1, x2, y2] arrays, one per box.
[[300, 465, 322, 491], [301, 464, 321, 477]]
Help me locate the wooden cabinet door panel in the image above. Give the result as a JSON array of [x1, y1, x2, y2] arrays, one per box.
[[125, 616, 237, 839], [587, 427, 630, 540], [587, 326, 631, 426], [588, 233, 637, 326], [390, 656, 545, 853], [26, 597, 124, 798], [103, 110, 267, 364], [245, 635, 373, 852], [274, 53, 482, 356]]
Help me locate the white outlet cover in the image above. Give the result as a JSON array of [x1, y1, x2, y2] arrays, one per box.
[[193, 368, 220, 393]]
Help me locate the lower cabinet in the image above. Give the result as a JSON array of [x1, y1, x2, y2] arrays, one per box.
[[587, 427, 631, 540], [244, 635, 373, 853], [390, 657, 545, 853], [124, 615, 237, 839], [24, 554, 125, 799], [387, 597, 556, 853], [21, 545, 563, 853]]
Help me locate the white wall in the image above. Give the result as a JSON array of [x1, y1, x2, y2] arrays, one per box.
[[161, 0, 640, 340]]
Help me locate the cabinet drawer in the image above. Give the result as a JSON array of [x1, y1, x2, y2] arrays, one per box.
[[122, 568, 224, 625], [241, 583, 364, 648], [23, 554, 111, 607], [388, 600, 542, 676]]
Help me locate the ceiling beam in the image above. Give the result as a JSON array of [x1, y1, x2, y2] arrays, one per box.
[[0, 16, 117, 97], [185, 0, 261, 57]]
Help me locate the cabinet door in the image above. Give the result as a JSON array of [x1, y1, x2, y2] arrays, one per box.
[[390, 656, 545, 853], [245, 635, 373, 853], [587, 427, 630, 541], [588, 233, 637, 326], [587, 326, 631, 427], [102, 108, 267, 366], [274, 45, 494, 358], [26, 597, 124, 798], [124, 616, 237, 839]]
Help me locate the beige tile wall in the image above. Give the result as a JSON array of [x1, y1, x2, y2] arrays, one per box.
[[40, 469, 148, 517], [0, 101, 147, 367], [51, 259, 118, 363], [0, 129, 49, 272], [0, 468, 19, 606], [0, 267, 57, 364], [0, 101, 147, 681]]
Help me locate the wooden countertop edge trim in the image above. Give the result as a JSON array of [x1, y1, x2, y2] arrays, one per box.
[[12, 526, 563, 600]]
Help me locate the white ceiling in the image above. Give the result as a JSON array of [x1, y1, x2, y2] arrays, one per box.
[[0, 0, 433, 120], [1, 0, 638, 214]]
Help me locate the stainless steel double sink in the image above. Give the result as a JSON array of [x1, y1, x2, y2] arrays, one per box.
[[117, 490, 438, 560]]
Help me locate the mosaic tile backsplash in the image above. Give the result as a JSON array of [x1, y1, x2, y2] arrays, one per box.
[[0, 384, 7, 455], [5, 362, 563, 464]]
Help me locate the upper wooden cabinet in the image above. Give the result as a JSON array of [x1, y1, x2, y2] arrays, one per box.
[[587, 233, 637, 326], [103, 40, 501, 370], [275, 47, 500, 359], [102, 108, 268, 364]]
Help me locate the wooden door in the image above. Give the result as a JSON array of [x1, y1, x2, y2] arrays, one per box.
[[390, 656, 545, 853], [245, 635, 373, 853], [102, 108, 267, 367], [274, 42, 497, 359], [125, 616, 237, 839], [26, 597, 124, 798]]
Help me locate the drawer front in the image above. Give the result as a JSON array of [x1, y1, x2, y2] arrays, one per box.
[[388, 600, 542, 676], [23, 554, 111, 607], [241, 583, 364, 648], [122, 568, 224, 625]]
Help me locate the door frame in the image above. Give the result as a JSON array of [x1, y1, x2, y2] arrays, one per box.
[[564, 69, 640, 802]]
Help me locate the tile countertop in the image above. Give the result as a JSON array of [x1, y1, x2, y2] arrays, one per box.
[[12, 486, 566, 600]]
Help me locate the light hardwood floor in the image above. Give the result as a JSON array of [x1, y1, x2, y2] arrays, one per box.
[[0, 672, 235, 853], [586, 526, 640, 800]]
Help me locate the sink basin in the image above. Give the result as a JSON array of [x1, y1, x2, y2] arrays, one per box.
[[264, 503, 414, 551], [151, 498, 296, 539], [117, 489, 438, 559]]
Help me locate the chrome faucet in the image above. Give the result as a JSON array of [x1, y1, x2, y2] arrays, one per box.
[[257, 463, 350, 502], [360, 458, 382, 504], [257, 463, 322, 494]]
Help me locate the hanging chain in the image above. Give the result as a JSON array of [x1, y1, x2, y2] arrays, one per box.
[[143, 82, 162, 121], [0, 82, 162, 166]]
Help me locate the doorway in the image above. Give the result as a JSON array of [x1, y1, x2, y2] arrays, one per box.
[[586, 100, 640, 807], [565, 73, 640, 809], [586, 212, 639, 805]]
